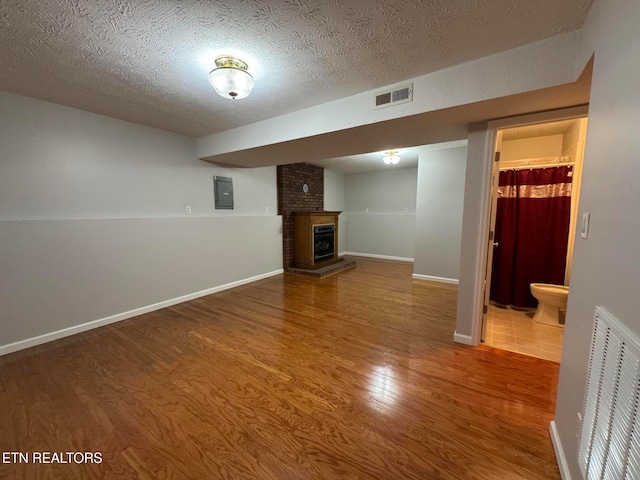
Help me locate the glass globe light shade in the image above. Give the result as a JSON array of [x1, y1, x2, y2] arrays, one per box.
[[209, 56, 254, 100], [383, 153, 401, 165]]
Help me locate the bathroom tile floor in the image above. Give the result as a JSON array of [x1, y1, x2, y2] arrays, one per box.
[[484, 304, 564, 363]]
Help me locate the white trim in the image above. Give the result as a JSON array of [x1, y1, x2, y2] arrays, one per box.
[[453, 331, 476, 346], [343, 252, 414, 263], [345, 212, 416, 216], [0, 269, 284, 357], [488, 105, 588, 131], [339, 251, 348, 257], [1, 213, 279, 222], [550, 421, 572, 480], [412, 274, 459, 285], [466, 125, 496, 346]]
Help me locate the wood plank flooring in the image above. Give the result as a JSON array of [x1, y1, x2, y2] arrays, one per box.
[[0, 258, 561, 479]]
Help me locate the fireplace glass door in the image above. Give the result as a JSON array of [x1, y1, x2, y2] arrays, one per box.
[[313, 224, 335, 262]]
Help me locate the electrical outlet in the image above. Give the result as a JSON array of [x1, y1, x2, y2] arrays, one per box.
[[185, 205, 192, 214], [403, 207, 408, 213], [365, 208, 369, 213], [265, 206, 270, 214]]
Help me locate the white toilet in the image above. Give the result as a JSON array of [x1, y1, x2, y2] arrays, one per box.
[[530, 283, 569, 326]]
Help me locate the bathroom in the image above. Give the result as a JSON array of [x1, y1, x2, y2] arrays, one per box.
[[483, 117, 588, 362]]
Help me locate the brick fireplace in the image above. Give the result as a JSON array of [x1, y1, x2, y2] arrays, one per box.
[[277, 163, 324, 270]]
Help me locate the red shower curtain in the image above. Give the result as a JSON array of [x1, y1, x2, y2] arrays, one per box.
[[489, 165, 573, 309]]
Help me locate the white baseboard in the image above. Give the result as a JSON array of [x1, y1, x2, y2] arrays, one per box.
[[343, 252, 414, 263], [550, 421, 572, 480], [412, 273, 459, 285], [453, 331, 477, 346], [0, 269, 284, 357]]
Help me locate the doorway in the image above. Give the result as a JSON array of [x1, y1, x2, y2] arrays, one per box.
[[481, 115, 588, 362]]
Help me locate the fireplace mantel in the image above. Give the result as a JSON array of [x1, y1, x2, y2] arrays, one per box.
[[292, 211, 342, 270], [292, 210, 342, 217]]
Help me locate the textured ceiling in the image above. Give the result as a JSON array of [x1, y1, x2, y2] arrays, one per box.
[[310, 140, 468, 174], [312, 148, 421, 175], [0, 0, 593, 137]]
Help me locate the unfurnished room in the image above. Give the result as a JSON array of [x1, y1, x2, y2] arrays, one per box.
[[1, 1, 639, 479]]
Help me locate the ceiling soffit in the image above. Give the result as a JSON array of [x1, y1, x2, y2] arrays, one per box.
[[201, 60, 592, 168]]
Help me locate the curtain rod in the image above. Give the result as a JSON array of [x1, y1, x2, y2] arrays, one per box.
[[500, 162, 575, 172]]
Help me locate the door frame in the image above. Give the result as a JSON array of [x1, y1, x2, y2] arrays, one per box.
[[480, 130, 503, 342], [470, 105, 589, 345]]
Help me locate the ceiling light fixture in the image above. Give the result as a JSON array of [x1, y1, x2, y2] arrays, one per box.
[[208, 56, 254, 100], [383, 150, 401, 165]]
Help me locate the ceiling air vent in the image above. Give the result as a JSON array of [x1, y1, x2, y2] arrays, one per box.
[[374, 84, 413, 110]]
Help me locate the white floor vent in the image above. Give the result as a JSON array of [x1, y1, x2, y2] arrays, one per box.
[[373, 83, 413, 109], [579, 306, 640, 479]]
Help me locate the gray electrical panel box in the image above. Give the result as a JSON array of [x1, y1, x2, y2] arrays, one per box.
[[214, 176, 234, 209]]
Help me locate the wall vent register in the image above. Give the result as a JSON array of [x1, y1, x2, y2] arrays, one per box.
[[578, 306, 640, 479], [374, 83, 413, 109]]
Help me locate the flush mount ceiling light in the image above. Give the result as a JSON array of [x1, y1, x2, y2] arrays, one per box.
[[383, 150, 401, 165], [208, 56, 254, 100]]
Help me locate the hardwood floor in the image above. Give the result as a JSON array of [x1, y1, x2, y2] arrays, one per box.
[[0, 258, 561, 479]]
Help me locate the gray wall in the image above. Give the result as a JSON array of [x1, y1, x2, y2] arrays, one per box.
[[0, 93, 276, 220], [343, 168, 417, 260], [413, 146, 467, 281], [0, 92, 282, 351], [323, 169, 347, 254], [455, 123, 491, 344], [554, 0, 640, 477]]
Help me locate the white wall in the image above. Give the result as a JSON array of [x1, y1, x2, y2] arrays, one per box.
[[414, 146, 467, 282], [0, 92, 282, 353], [454, 123, 492, 345], [343, 168, 417, 260], [0, 93, 276, 220], [553, 0, 640, 477], [323, 169, 347, 254], [501, 134, 564, 161]]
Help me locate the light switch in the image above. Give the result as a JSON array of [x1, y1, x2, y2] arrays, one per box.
[[581, 212, 590, 239]]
